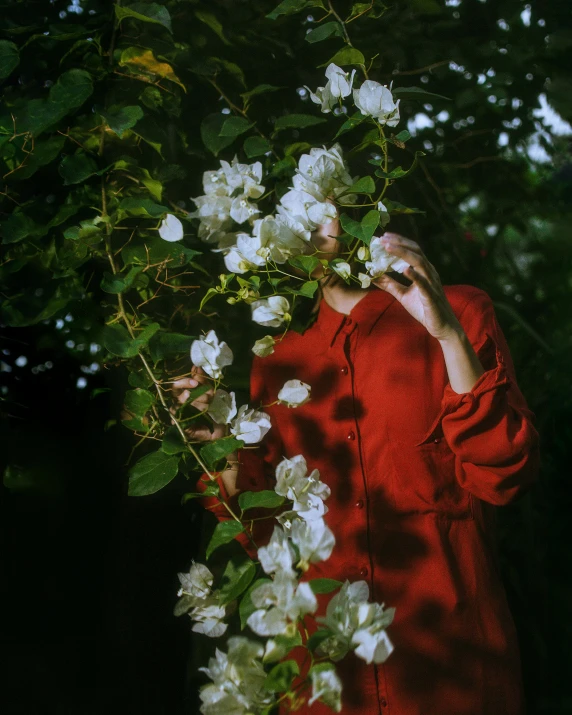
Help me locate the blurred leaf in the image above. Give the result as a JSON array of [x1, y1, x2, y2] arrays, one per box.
[[288, 254, 320, 274], [128, 451, 180, 496], [115, 3, 172, 32], [333, 111, 366, 139], [264, 660, 299, 693], [119, 48, 185, 90], [241, 84, 284, 101], [305, 21, 343, 43], [373, 150, 426, 179], [219, 116, 253, 137], [1, 213, 41, 244], [309, 578, 342, 594], [195, 10, 231, 45], [118, 197, 169, 218], [124, 388, 155, 416], [100, 105, 144, 138], [307, 628, 333, 651], [148, 331, 195, 360], [392, 86, 451, 102], [321, 47, 365, 67], [100, 266, 144, 294], [344, 175, 376, 194], [267, 0, 325, 20], [206, 520, 245, 559], [0, 40, 20, 80], [274, 114, 327, 131], [243, 136, 271, 158], [238, 490, 286, 511], [162, 427, 187, 455], [218, 555, 256, 606], [102, 322, 160, 357], [58, 152, 99, 185], [8, 135, 65, 180], [201, 112, 237, 155], [200, 437, 245, 469]]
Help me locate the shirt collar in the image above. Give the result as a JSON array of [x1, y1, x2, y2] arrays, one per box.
[[314, 287, 396, 348]]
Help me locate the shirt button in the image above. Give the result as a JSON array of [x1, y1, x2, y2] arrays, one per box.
[[347, 430, 356, 441], [340, 365, 348, 375], [359, 567, 369, 578], [381, 698, 388, 707], [433, 437, 441, 443], [355, 499, 364, 509]]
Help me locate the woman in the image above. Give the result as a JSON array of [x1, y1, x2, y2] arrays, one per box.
[[176, 218, 540, 714]]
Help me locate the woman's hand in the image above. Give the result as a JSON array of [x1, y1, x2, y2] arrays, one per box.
[[372, 232, 463, 342], [170, 366, 228, 442]]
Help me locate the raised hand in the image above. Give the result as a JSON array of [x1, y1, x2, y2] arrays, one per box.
[[372, 232, 463, 342], [170, 366, 228, 442]]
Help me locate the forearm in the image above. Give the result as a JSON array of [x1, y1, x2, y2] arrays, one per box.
[[220, 450, 242, 499], [438, 325, 485, 394]]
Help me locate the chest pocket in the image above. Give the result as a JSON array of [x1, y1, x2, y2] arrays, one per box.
[[387, 434, 473, 520]]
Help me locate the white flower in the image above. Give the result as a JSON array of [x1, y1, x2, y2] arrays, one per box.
[[207, 389, 237, 425], [191, 598, 228, 638], [251, 336, 276, 358], [190, 330, 234, 379], [277, 189, 337, 231], [352, 623, 394, 664], [377, 200, 390, 228], [357, 246, 369, 261], [257, 525, 296, 576], [247, 570, 318, 636], [176, 561, 214, 603], [353, 80, 401, 127], [199, 636, 275, 714], [306, 63, 356, 114], [256, 214, 312, 262], [277, 379, 311, 407], [365, 235, 410, 279], [290, 517, 335, 570], [358, 272, 372, 288], [158, 213, 184, 242], [220, 158, 264, 200], [315, 580, 370, 660], [274, 454, 331, 521], [308, 666, 342, 712], [230, 404, 272, 444], [251, 296, 291, 327], [331, 260, 351, 281]]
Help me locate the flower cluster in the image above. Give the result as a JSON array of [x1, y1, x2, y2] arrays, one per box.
[[198, 636, 276, 715], [174, 561, 227, 638], [190, 157, 265, 250], [316, 580, 396, 665]]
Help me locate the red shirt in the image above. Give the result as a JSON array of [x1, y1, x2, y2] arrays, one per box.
[[198, 284, 540, 715]]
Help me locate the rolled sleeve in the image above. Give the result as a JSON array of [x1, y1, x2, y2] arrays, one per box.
[[439, 289, 541, 505]]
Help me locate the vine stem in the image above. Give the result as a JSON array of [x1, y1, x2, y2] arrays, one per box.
[[327, 0, 353, 47]]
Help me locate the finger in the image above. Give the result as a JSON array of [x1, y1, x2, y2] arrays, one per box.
[[381, 241, 434, 282], [371, 272, 410, 301]]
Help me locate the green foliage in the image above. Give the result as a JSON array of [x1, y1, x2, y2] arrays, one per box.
[[128, 451, 180, 496], [206, 520, 245, 559], [238, 490, 286, 511], [218, 555, 257, 605]]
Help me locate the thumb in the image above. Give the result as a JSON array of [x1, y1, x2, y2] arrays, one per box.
[[371, 273, 408, 301]]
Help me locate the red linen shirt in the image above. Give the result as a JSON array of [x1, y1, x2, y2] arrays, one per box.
[[197, 284, 540, 715]]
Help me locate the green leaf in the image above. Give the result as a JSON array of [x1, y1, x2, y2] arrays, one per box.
[[148, 331, 195, 361], [267, 0, 325, 20], [124, 388, 155, 417], [1, 213, 41, 245], [102, 322, 160, 357], [395, 129, 411, 142], [392, 86, 451, 102], [284, 142, 312, 156], [101, 266, 144, 294], [200, 437, 245, 470], [199, 287, 220, 311], [239, 578, 272, 629], [115, 3, 172, 32], [274, 114, 327, 132], [285, 280, 319, 297], [238, 490, 286, 511], [0, 41, 20, 81], [374, 150, 426, 179], [264, 660, 300, 693], [58, 152, 99, 185], [219, 116, 253, 137], [288, 254, 320, 274], [118, 197, 169, 218], [128, 451, 180, 496], [243, 136, 271, 158], [195, 10, 231, 45], [206, 520, 245, 559], [344, 176, 376, 195], [201, 113, 237, 156], [333, 111, 366, 139], [181, 482, 220, 503], [309, 578, 343, 594], [321, 47, 365, 67], [383, 198, 425, 215], [263, 630, 303, 663], [218, 555, 256, 606], [307, 628, 333, 651], [339, 210, 379, 245], [241, 84, 284, 101], [9, 135, 65, 180], [270, 155, 296, 178], [305, 21, 343, 43], [161, 427, 187, 455], [100, 105, 144, 138]]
